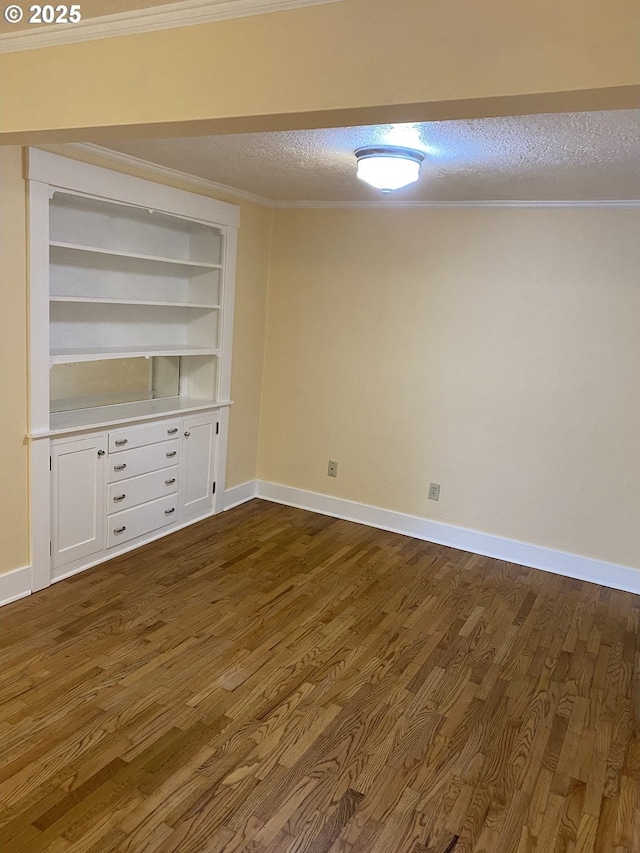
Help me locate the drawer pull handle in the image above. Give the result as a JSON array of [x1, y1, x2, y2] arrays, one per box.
[[167, 428, 178, 434], [114, 526, 126, 534], [165, 507, 176, 515], [184, 431, 191, 438], [115, 439, 128, 446], [166, 451, 177, 458], [165, 478, 176, 485], [97, 450, 105, 457], [113, 494, 126, 502], [114, 463, 127, 471]]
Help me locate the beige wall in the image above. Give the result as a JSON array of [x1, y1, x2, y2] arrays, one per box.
[[259, 207, 640, 568], [0, 146, 271, 574], [227, 199, 272, 488], [2, 145, 638, 577], [0, 147, 30, 572], [1, 0, 638, 142], [2, 0, 637, 580]]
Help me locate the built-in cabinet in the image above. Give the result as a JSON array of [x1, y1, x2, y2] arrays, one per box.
[[27, 150, 239, 591], [51, 433, 106, 569], [179, 413, 219, 517], [50, 411, 219, 581]]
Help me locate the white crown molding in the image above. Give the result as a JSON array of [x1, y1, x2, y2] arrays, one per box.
[[57, 144, 640, 211], [63, 143, 274, 207], [0, 0, 345, 53], [256, 481, 640, 595], [271, 198, 640, 209]]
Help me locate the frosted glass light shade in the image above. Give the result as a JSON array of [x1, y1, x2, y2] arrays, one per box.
[[355, 146, 425, 192]]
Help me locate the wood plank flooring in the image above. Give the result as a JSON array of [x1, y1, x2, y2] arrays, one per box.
[[1, 499, 638, 853]]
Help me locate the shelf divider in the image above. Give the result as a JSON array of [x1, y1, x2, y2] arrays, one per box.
[[49, 296, 220, 309], [50, 345, 220, 365], [50, 240, 222, 270]]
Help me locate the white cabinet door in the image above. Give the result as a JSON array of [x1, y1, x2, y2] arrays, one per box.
[[179, 414, 217, 518], [51, 434, 106, 568]]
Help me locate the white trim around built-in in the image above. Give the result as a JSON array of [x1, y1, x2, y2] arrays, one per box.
[[0, 566, 32, 607], [254, 481, 640, 595], [0, 0, 346, 53]]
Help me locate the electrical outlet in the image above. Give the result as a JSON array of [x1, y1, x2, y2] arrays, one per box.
[[327, 460, 338, 478], [428, 482, 441, 501]]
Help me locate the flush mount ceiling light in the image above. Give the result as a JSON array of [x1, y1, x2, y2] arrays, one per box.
[[355, 146, 426, 192]]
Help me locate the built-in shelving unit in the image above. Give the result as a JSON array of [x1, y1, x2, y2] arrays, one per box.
[[47, 189, 225, 390], [27, 149, 240, 593]]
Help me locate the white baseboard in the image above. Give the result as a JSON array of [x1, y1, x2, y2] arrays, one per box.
[[0, 565, 32, 607], [256, 481, 640, 595], [4, 483, 637, 606], [224, 480, 258, 510]]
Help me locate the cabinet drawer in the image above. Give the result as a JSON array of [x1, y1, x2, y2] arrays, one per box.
[[109, 419, 181, 453], [107, 494, 178, 548], [108, 441, 181, 482], [107, 466, 178, 514]]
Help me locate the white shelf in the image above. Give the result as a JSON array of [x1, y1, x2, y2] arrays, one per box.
[[47, 397, 233, 436], [50, 296, 220, 309], [50, 345, 220, 365], [50, 241, 222, 270]]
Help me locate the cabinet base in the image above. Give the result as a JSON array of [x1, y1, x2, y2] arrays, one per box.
[[51, 507, 217, 584]]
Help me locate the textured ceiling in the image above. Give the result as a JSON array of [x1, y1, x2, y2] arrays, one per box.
[[99, 110, 640, 203]]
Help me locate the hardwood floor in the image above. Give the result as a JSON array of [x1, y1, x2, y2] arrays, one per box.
[[1, 499, 638, 853]]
